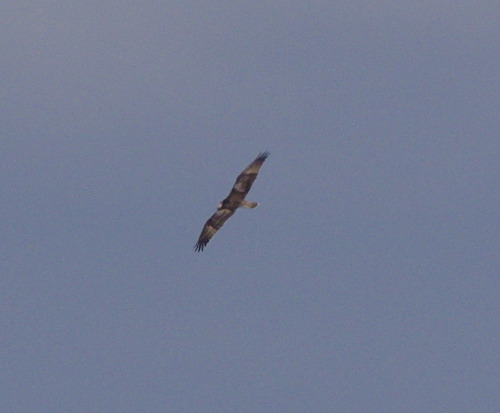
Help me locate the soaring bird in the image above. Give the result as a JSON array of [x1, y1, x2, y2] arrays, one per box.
[[194, 152, 269, 251]]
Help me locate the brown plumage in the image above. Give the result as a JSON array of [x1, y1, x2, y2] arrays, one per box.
[[194, 152, 269, 252]]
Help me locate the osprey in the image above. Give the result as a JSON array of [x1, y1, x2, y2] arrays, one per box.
[[194, 151, 269, 252]]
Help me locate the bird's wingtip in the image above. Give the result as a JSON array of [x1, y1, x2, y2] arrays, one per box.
[[194, 241, 207, 252], [258, 151, 270, 160]]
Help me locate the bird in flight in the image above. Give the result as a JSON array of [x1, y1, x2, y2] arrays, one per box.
[[194, 151, 270, 252]]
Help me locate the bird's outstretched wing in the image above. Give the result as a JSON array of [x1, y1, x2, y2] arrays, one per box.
[[225, 151, 269, 207], [194, 207, 235, 252]]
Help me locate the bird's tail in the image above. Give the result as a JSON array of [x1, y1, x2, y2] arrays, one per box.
[[240, 200, 258, 208]]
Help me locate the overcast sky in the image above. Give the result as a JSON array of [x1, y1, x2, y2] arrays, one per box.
[[1, 2, 498, 412]]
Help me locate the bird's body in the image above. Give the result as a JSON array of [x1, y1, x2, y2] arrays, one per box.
[[194, 152, 269, 251]]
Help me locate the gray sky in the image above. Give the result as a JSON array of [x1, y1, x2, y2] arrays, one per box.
[[1, 2, 498, 412]]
